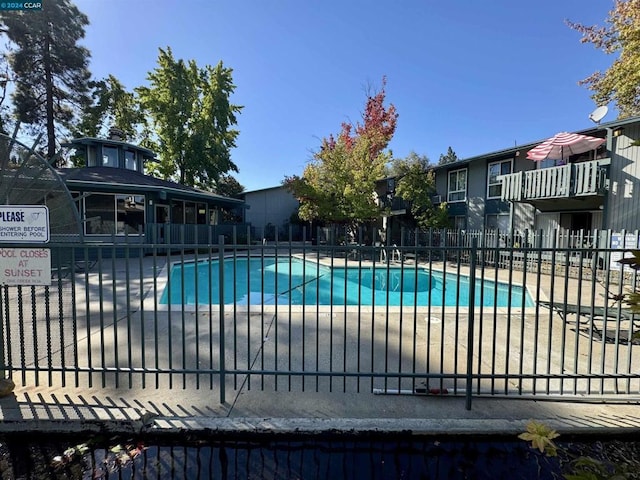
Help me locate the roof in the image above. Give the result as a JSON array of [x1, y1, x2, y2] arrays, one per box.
[[57, 167, 244, 206], [242, 185, 289, 195]]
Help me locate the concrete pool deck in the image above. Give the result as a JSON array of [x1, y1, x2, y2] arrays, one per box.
[[0, 252, 638, 438]]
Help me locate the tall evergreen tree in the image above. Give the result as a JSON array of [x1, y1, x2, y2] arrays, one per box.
[[0, 50, 12, 135], [0, 0, 91, 164], [438, 146, 459, 165]]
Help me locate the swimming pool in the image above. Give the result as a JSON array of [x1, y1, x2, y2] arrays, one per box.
[[159, 257, 534, 308]]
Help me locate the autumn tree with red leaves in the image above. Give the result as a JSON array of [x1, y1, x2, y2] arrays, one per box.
[[284, 78, 398, 230]]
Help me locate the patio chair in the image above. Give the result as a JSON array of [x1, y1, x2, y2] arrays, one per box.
[[540, 301, 637, 323], [347, 243, 361, 260], [540, 301, 639, 344]]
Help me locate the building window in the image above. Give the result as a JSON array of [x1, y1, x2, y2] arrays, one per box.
[[197, 203, 207, 224], [452, 215, 466, 230], [85, 194, 116, 235], [487, 160, 512, 198], [102, 146, 119, 167], [86, 146, 98, 167], [84, 193, 145, 235], [209, 209, 218, 225], [124, 151, 138, 171], [116, 194, 145, 234], [448, 168, 467, 202], [486, 213, 510, 231], [184, 202, 196, 224], [538, 158, 566, 169], [171, 201, 184, 224]]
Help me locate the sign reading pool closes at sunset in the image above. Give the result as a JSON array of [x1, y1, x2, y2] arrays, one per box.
[[0, 206, 51, 286]]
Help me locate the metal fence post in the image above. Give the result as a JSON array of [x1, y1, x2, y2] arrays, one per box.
[[465, 238, 478, 410], [0, 287, 6, 376], [218, 234, 226, 404]]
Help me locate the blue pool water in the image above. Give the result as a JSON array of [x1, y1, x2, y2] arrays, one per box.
[[160, 257, 534, 307]]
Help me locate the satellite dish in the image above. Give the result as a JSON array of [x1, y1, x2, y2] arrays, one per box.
[[589, 105, 608, 124]]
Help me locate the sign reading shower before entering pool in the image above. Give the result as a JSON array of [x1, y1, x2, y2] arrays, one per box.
[[0, 205, 51, 286], [0, 205, 49, 243]]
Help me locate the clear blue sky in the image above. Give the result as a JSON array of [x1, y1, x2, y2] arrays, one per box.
[[75, 0, 614, 192]]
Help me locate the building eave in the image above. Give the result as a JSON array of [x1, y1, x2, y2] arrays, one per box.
[[65, 178, 244, 206]]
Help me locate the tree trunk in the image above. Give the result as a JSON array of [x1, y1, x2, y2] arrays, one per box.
[[43, 26, 56, 164]]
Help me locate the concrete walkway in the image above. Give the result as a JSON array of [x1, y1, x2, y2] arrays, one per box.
[[1, 372, 639, 437]]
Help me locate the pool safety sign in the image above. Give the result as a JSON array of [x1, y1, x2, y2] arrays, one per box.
[[0, 205, 51, 286], [0, 247, 51, 285], [0, 205, 49, 242], [611, 232, 639, 272]]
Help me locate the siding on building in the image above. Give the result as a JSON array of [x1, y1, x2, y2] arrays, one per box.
[[606, 123, 640, 231], [243, 186, 300, 236], [466, 160, 487, 230], [512, 201, 536, 232]]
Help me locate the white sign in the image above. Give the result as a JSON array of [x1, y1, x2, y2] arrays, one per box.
[[0, 205, 50, 243], [611, 232, 639, 272], [0, 247, 51, 286]]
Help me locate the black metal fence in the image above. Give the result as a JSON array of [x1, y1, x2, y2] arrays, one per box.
[[0, 227, 638, 410]]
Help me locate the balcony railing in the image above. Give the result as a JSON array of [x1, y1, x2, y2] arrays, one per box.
[[499, 158, 609, 202], [377, 195, 410, 213]]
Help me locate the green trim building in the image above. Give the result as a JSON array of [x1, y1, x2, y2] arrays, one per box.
[[59, 133, 245, 244]]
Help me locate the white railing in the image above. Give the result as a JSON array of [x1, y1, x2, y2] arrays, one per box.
[[500, 159, 608, 202], [574, 159, 606, 196], [524, 164, 571, 199]]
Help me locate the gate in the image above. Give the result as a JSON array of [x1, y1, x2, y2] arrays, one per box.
[[0, 229, 638, 410]]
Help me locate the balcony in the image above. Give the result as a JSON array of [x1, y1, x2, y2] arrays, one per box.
[[499, 158, 610, 203], [377, 195, 409, 215]]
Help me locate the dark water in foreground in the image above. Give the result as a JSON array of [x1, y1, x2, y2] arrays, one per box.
[[1, 432, 638, 479]]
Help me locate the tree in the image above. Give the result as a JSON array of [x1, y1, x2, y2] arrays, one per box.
[[567, 0, 640, 117], [137, 47, 242, 189], [74, 75, 145, 141], [438, 146, 459, 165], [392, 152, 450, 229], [284, 78, 398, 231], [0, 0, 91, 163], [0, 49, 12, 135], [215, 173, 244, 197]]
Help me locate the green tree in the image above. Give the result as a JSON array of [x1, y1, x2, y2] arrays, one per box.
[[75, 75, 145, 141], [284, 78, 398, 231], [137, 47, 242, 189], [0, 0, 91, 163], [215, 173, 244, 197], [438, 146, 459, 165], [567, 0, 640, 117], [393, 152, 450, 229]]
